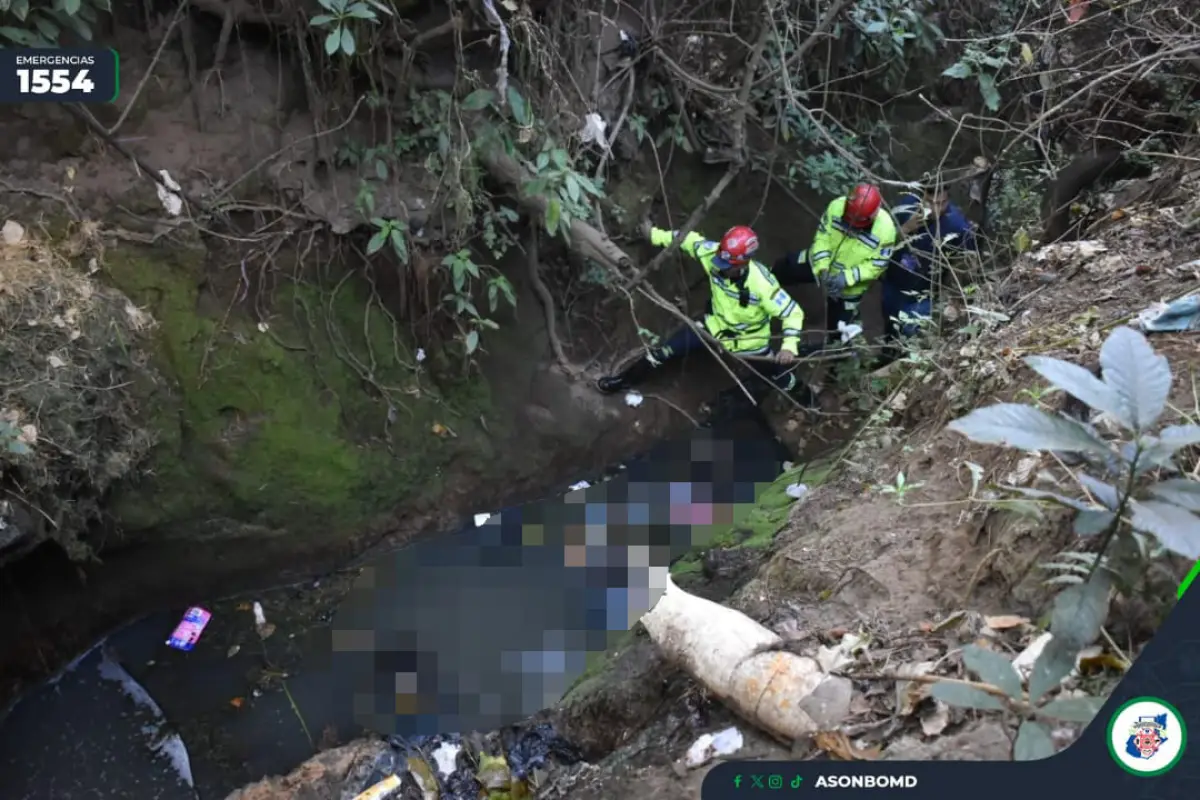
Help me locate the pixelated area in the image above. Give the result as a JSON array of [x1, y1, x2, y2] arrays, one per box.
[[327, 418, 787, 735]]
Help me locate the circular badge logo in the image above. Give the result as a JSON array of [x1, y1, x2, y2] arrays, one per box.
[[1106, 696, 1187, 777]]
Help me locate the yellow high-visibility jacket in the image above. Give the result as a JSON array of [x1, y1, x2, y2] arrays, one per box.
[[809, 197, 898, 299], [649, 227, 804, 354]]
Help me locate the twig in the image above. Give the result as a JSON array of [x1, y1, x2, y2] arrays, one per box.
[[594, 68, 636, 182], [211, 95, 366, 204], [64, 103, 214, 218], [108, 0, 188, 137], [623, 10, 774, 289], [642, 392, 699, 427]]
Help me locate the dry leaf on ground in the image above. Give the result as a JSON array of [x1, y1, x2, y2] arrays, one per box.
[[814, 731, 881, 761]]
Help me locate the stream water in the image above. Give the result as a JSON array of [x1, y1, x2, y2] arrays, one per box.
[[0, 411, 790, 799]]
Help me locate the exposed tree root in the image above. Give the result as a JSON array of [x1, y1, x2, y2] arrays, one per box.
[[526, 227, 584, 379]]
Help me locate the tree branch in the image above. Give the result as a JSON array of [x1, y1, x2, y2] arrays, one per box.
[[623, 8, 776, 289]]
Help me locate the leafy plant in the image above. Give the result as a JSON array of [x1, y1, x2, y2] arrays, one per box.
[[942, 40, 1019, 112], [521, 141, 604, 240], [367, 217, 409, 264], [879, 470, 924, 502], [931, 643, 1106, 760], [309, 0, 391, 57], [0, 0, 110, 47], [438, 249, 516, 356], [947, 326, 1200, 717]]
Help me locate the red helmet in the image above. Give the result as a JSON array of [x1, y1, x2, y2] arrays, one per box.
[[716, 225, 759, 268], [843, 184, 882, 229]]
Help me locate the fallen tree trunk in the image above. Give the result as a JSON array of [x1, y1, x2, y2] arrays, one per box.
[[476, 141, 635, 272]]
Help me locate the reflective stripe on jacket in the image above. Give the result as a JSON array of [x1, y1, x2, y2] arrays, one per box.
[[809, 197, 898, 299], [648, 227, 805, 354]]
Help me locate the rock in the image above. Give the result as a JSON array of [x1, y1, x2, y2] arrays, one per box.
[[882, 720, 1012, 761]]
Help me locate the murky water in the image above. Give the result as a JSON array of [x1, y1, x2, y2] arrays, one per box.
[[0, 412, 789, 799]]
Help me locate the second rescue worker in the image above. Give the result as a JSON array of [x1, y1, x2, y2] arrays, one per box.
[[773, 183, 898, 330], [596, 222, 806, 395]]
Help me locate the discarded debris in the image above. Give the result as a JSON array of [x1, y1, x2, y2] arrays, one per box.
[[624, 391, 644, 407], [1, 219, 25, 246], [165, 606, 211, 651], [984, 614, 1029, 631], [351, 773, 402, 800], [814, 730, 881, 761], [580, 112, 608, 148], [155, 169, 184, 217], [1134, 294, 1200, 332], [474, 512, 493, 527], [229, 696, 245, 709], [684, 726, 744, 768], [567, 480, 591, 492], [252, 601, 276, 640], [785, 483, 809, 500], [641, 574, 851, 741], [226, 644, 241, 658], [1031, 240, 1107, 262]]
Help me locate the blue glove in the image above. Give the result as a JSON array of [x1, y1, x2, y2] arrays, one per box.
[[823, 269, 847, 299], [899, 252, 920, 272]]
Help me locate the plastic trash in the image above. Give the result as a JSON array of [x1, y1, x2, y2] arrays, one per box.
[[474, 512, 493, 527], [785, 483, 809, 500], [505, 721, 582, 780], [1135, 294, 1200, 333], [685, 726, 744, 767], [837, 320, 863, 342], [624, 391, 644, 407], [567, 480, 591, 492], [155, 169, 183, 217], [580, 112, 608, 148], [166, 606, 211, 651]]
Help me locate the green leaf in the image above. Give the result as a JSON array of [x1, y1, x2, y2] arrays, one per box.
[[1024, 356, 1129, 430], [33, 15, 59, 40], [1077, 473, 1120, 510], [1100, 326, 1171, 431], [55, 9, 90, 39], [1129, 499, 1200, 559], [347, 5, 376, 19], [942, 61, 972, 79], [930, 682, 1005, 710], [565, 173, 581, 203], [6, 439, 30, 455], [551, 148, 568, 170], [325, 28, 341, 55], [310, 14, 335, 25], [370, 216, 387, 228], [11, 0, 28, 20], [573, 173, 602, 197], [1158, 424, 1200, 452], [1074, 509, 1115, 536], [1013, 721, 1056, 761], [507, 86, 530, 125], [61, 0, 81, 15], [863, 20, 888, 34], [340, 26, 355, 55], [1050, 572, 1110, 651], [389, 228, 408, 264], [977, 72, 1001, 112], [1035, 695, 1104, 723], [961, 645, 1023, 699], [366, 230, 387, 254], [461, 88, 495, 110], [465, 329, 480, 354], [545, 198, 562, 236], [1028, 637, 1077, 703], [1149, 478, 1200, 512], [374, 159, 388, 180], [947, 403, 1113, 457], [535, 151, 549, 171]]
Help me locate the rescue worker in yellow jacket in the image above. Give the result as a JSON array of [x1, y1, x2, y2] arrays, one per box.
[[597, 223, 806, 395], [772, 183, 897, 332]]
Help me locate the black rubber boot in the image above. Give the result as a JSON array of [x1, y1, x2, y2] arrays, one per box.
[[596, 357, 655, 394]]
